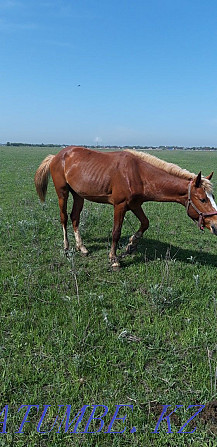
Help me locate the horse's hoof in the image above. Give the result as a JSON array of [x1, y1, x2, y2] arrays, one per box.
[[112, 264, 120, 271], [111, 260, 120, 271], [80, 246, 89, 256], [81, 249, 89, 257], [64, 248, 70, 257], [76, 245, 89, 256]]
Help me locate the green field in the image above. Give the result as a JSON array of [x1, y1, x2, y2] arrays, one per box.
[[0, 146, 217, 446]]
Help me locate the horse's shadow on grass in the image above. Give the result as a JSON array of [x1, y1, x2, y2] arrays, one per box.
[[86, 235, 217, 268], [132, 237, 217, 268]]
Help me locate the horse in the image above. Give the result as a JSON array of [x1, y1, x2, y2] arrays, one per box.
[[35, 146, 217, 269]]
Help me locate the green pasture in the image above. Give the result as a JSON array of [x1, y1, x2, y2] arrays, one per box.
[[0, 146, 217, 446]]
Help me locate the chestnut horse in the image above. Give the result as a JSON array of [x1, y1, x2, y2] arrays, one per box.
[[35, 146, 217, 269]]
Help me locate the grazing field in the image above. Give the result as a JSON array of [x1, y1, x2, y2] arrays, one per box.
[[0, 145, 217, 446]]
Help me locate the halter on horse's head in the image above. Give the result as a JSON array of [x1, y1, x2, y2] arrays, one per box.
[[186, 172, 217, 234]]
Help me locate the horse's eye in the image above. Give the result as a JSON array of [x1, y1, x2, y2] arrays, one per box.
[[200, 198, 206, 203]]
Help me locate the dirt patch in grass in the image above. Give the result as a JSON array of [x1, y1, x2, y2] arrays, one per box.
[[199, 400, 217, 434], [150, 401, 217, 434], [150, 402, 181, 426]]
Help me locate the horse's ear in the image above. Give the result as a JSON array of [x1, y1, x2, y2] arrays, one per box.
[[206, 172, 213, 181], [195, 171, 202, 188]]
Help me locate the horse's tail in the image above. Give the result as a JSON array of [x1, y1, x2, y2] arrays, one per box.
[[34, 154, 55, 202]]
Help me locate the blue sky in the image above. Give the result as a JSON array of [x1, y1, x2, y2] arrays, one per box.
[[1, 0, 217, 146]]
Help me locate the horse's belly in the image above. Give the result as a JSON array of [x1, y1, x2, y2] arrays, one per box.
[[65, 164, 112, 198], [83, 195, 112, 204]]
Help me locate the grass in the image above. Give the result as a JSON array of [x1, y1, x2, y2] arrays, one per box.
[[0, 145, 217, 446]]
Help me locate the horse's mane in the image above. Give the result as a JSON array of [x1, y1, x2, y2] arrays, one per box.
[[125, 149, 213, 193]]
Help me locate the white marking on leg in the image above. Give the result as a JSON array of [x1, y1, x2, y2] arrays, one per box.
[[126, 231, 142, 254], [63, 227, 69, 250], [74, 229, 88, 255], [75, 229, 82, 248], [109, 249, 115, 260], [130, 231, 142, 243]]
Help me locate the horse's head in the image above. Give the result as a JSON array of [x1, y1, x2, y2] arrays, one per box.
[[186, 172, 217, 234]]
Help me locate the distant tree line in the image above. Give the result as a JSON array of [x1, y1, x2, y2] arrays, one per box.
[[6, 142, 62, 147], [3, 142, 217, 150]]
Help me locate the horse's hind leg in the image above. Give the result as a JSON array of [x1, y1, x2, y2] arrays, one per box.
[[125, 204, 149, 254], [70, 192, 88, 255], [56, 186, 69, 251]]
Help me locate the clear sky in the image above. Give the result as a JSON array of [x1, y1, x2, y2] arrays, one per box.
[[1, 0, 217, 146]]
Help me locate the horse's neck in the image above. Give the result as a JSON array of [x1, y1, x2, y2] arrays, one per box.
[[144, 170, 189, 204]]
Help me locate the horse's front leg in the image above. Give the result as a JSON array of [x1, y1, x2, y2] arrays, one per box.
[[125, 205, 149, 254], [109, 202, 127, 270]]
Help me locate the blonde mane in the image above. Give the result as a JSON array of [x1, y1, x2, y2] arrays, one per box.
[[125, 149, 213, 193]]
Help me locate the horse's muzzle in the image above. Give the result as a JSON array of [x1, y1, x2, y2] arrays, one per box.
[[211, 224, 217, 235]]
